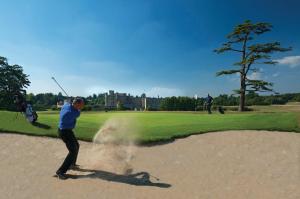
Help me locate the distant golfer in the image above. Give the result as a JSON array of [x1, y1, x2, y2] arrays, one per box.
[[205, 94, 213, 114], [55, 98, 84, 180]]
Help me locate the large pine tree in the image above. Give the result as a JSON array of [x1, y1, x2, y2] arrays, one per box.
[[215, 20, 291, 111]]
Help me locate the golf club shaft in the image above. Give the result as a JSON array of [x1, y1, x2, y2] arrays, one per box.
[[51, 77, 69, 97], [150, 174, 160, 181]]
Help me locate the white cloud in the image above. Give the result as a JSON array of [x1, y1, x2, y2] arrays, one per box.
[[247, 72, 262, 80], [274, 56, 300, 68], [81, 85, 184, 97], [272, 73, 280, 77], [85, 86, 109, 95], [227, 73, 240, 83], [145, 87, 184, 97]]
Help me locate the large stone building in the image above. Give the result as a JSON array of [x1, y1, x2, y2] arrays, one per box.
[[104, 90, 161, 110]]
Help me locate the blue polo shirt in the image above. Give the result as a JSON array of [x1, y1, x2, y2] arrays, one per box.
[[58, 103, 80, 130]]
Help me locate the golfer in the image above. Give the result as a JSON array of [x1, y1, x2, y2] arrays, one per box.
[[55, 98, 84, 180], [205, 94, 213, 114]]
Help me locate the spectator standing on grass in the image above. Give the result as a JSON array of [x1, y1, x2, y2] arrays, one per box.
[[205, 94, 213, 114], [55, 97, 84, 180]]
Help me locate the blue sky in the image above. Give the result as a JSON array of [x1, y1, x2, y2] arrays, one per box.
[[0, 0, 299, 97]]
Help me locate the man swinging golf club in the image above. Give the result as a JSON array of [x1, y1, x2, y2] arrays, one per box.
[[55, 97, 84, 180]]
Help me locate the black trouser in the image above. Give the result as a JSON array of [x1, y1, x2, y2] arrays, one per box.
[[57, 129, 80, 174], [207, 104, 212, 114]]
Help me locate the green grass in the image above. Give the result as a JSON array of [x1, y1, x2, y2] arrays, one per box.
[[0, 110, 299, 143]]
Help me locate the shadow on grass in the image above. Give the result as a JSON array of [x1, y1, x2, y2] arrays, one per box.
[[32, 122, 51, 129], [66, 168, 171, 188]]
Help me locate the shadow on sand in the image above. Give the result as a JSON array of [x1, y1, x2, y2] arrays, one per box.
[[32, 122, 51, 129], [67, 168, 171, 188]]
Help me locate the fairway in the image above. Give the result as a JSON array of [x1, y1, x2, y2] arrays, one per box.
[[0, 110, 299, 143]]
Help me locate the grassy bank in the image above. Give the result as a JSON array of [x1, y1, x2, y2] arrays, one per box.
[[0, 111, 299, 143]]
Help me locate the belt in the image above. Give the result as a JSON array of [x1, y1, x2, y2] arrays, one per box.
[[58, 128, 72, 131]]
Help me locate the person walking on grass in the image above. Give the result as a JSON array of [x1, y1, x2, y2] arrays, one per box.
[[205, 94, 213, 114], [55, 98, 84, 180]]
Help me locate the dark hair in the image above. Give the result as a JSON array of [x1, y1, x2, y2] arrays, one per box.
[[72, 97, 83, 105]]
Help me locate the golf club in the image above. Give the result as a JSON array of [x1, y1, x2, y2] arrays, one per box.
[[150, 174, 160, 181], [51, 77, 69, 97]]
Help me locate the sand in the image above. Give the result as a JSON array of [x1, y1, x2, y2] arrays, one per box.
[[0, 130, 299, 199]]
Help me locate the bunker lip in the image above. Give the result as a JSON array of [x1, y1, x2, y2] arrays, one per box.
[[1, 127, 299, 147], [138, 129, 300, 147]]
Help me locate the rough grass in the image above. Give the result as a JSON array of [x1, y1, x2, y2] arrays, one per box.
[[0, 110, 299, 143]]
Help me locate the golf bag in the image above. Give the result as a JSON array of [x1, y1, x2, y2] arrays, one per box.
[[218, 106, 225, 114], [14, 94, 38, 123], [25, 104, 38, 123]]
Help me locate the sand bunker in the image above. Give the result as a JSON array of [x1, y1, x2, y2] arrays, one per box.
[[0, 130, 299, 199]]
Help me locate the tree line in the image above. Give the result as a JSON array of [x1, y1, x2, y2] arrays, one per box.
[[1, 54, 299, 112], [159, 92, 300, 111], [1, 91, 295, 111]]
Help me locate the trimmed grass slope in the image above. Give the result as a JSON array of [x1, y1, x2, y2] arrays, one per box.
[[0, 111, 298, 143]]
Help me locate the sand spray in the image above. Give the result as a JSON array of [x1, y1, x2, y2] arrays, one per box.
[[82, 116, 139, 174]]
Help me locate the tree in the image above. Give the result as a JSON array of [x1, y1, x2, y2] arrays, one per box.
[[159, 96, 196, 111], [0, 56, 30, 110], [215, 20, 291, 111]]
